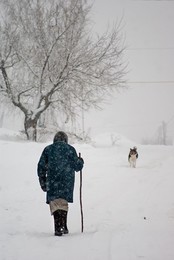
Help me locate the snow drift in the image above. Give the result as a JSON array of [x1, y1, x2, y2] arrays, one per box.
[[0, 129, 174, 260]]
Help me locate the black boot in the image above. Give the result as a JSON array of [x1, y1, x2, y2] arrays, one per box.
[[61, 210, 69, 234], [53, 210, 64, 236]]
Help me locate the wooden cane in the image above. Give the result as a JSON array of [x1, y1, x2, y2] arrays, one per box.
[[79, 152, 84, 233]]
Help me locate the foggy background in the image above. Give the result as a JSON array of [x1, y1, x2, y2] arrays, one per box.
[[84, 0, 174, 144], [0, 0, 174, 144]]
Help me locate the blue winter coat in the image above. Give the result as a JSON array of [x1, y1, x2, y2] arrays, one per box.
[[37, 141, 84, 204]]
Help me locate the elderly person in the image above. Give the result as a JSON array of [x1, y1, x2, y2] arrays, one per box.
[[37, 131, 84, 236]]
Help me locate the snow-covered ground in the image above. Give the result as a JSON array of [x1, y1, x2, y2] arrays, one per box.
[[0, 129, 174, 260]]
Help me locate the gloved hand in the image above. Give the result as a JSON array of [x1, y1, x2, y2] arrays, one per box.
[[79, 157, 84, 163], [41, 184, 47, 192], [39, 177, 47, 192]]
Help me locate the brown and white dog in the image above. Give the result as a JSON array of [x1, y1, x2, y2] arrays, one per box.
[[128, 147, 138, 168]]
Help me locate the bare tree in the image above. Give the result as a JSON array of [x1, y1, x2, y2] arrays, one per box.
[[0, 0, 126, 141]]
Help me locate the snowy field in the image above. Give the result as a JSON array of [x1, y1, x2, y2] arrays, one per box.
[[0, 129, 174, 260]]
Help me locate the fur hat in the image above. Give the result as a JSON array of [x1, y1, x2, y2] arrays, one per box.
[[53, 131, 68, 143]]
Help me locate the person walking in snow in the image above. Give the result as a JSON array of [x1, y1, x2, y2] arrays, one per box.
[[37, 131, 84, 236]]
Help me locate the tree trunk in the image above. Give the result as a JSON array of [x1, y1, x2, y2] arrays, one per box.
[[24, 115, 38, 141]]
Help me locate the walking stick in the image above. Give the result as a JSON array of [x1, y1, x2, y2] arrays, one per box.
[[79, 152, 84, 233]]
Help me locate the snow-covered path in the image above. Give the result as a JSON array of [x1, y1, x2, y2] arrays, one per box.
[[0, 136, 174, 260]]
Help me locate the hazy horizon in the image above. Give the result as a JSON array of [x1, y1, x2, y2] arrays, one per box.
[[84, 0, 174, 143]]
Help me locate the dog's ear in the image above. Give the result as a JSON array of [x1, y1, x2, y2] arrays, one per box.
[[130, 148, 132, 151]]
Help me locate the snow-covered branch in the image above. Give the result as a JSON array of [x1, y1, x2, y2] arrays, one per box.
[[0, 0, 127, 141]]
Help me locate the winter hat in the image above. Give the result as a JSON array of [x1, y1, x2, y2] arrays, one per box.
[[53, 131, 68, 143]]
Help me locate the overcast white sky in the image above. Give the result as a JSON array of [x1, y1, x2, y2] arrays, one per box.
[[85, 0, 174, 143]]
